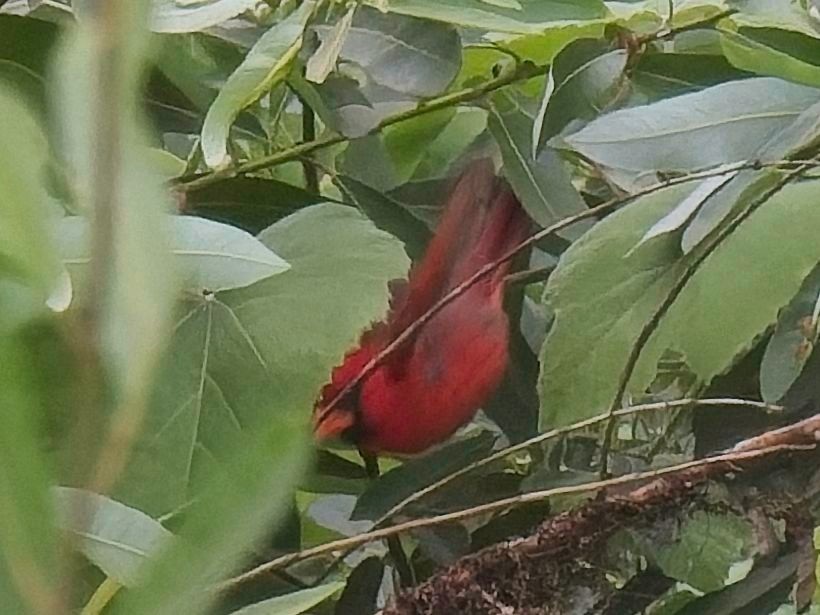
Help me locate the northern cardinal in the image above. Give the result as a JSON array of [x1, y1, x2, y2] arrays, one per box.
[[313, 159, 531, 455]]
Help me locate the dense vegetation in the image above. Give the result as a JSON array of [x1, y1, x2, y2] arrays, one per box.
[[2, 0, 820, 613]]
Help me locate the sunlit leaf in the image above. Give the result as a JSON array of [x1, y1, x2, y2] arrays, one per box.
[[150, 0, 259, 34], [201, 1, 314, 168], [228, 582, 345, 614]]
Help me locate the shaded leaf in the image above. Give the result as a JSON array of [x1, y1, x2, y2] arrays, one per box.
[[489, 92, 589, 236], [760, 263, 820, 403], [53, 487, 172, 587], [201, 2, 314, 167], [334, 557, 385, 615], [229, 582, 344, 614], [532, 38, 628, 157], [352, 432, 496, 521]]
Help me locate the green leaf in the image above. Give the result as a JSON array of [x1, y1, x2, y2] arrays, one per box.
[[721, 27, 820, 88], [58, 215, 290, 294], [115, 204, 409, 516], [384, 107, 488, 184], [53, 487, 172, 587], [151, 0, 260, 34], [655, 511, 753, 593], [760, 263, 820, 403], [488, 92, 589, 235], [0, 335, 59, 612], [538, 184, 688, 427], [0, 85, 61, 317], [532, 38, 628, 157], [554, 77, 820, 187], [324, 6, 461, 98], [201, 2, 314, 168], [112, 411, 311, 615], [352, 432, 497, 521], [367, 0, 608, 33], [335, 174, 432, 260], [681, 97, 820, 253], [729, 0, 820, 39], [227, 582, 345, 614], [305, 3, 356, 84]]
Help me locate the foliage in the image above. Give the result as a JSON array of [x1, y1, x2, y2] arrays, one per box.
[[1, 0, 820, 613]]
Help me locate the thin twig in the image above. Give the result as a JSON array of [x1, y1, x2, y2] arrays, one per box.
[[176, 61, 546, 192], [598, 160, 816, 477], [314, 158, 818, 432], [218, 440, 811, 591]]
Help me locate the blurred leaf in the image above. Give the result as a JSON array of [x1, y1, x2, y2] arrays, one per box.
[[112, 409, 311, 615], [554, 77, 820, 188], [532, 38, 628, 156], [228, 582, 344, 614], [55, 2, 177, 413], [201, 1, 314, 168], [352, 432, 497, 520], [760, 263, 820, 403], [721, 27, 820, 88], [116, 204, 409, 517], [306, 3, 356, 84], [58, 215, 290, 294], [488, 92, 589, 236], [150, 0, 259, 34], [0, 14, 59, 76], [53, 487, 172, 587], [655, 511, 753, 593], [0, 336, 59, 612], [0, 85, 61, 320], [368, 0, 608, 33]]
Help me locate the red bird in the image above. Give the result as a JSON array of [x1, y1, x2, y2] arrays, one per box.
[[313, 159, 531, 455]]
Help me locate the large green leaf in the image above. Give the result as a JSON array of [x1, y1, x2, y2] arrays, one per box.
[[554, 77, 820, 187], [368, 0, 608, 33], [760, 263, 820, 403], [539, 179, 820, 427], [53, 487, 172, 587], [115, 204, 410, 516], [201, 2, 314, 168], [538, 184, 688, 427]]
